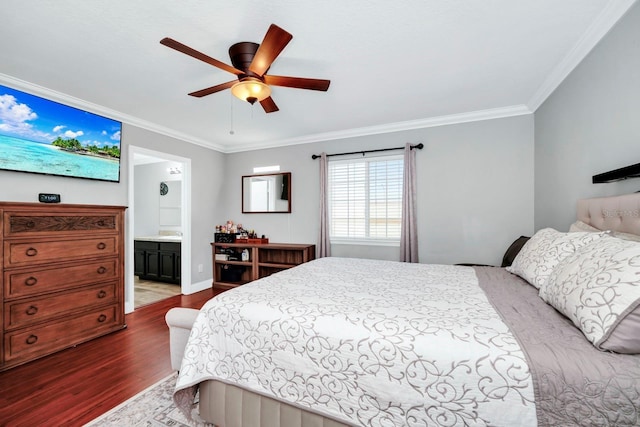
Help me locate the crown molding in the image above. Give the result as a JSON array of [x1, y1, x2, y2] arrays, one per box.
[[0, 73, 226, 152], [527, 0, 637, 111], [2, 2, 634, 156], [223, 105, 533, 153], [0, 73, 532, 154]]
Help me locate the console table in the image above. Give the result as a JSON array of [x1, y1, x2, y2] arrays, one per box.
[[211, 242, 315, 289]]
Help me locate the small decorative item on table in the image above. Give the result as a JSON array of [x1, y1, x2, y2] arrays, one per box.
[[247, 235, 269, 244], [214, 233, 237, 243]]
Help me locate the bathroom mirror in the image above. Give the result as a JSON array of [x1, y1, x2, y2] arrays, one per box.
[[159, 180, 182, 226], [242, 172, 291, 213]]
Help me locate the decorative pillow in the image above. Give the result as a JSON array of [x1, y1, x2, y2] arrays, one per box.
[[506, 228, 608, 289], [500, 236, 530, 268], [568, 220, 640, 242], [539, 237, 640, 353], [568, 220, 601, 233]]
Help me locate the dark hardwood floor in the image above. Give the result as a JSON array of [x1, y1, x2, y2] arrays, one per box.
[[0, 288, 223, 427]]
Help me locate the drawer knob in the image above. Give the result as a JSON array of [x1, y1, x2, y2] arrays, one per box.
[[25, 247, 38, 257], [97, 242, 107, 250], [97, 314, 107, 323], [26, 305, 38, 316], [97, 290, 107, 299], [26, 335, 38, 345], [97, 220, 105, 226], [25, 276, 38, 286], [97, 266, 107, 274], [26, 220, 35, 229]]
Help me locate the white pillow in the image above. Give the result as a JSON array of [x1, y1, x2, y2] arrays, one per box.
[[614, 230, 640, 242], [506, 228, 608, 289], [568, 220, 601, 233], [568, 220, 640, 242], [539, 236, 640, 353]]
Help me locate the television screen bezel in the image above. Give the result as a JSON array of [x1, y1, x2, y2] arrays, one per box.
[[0, 84, 122, 183]]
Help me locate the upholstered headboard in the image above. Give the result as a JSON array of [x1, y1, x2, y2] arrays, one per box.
[[577, 193, 640, 235]]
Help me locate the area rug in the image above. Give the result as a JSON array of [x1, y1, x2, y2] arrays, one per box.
[[84, 372, 210, 426]]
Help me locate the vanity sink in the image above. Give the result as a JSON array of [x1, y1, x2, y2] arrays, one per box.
[[135, 235, 182, 242], [156, 235, 181, 241]]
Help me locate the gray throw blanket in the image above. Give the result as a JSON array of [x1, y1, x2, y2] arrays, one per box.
[[475, 267, 640, 426]]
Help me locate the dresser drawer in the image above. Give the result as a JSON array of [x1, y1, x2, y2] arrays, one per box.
[[3, 211, 119, 237], [5, 282, 117, 330], [4, 305, 120, 363], [4, 259, 119, 299], [4, 236, 118, 267]]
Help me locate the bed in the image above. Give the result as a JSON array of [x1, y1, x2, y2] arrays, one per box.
[[174, 193, 640, 426]]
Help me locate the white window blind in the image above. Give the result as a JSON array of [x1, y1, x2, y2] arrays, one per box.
[[328, 155, 403, 243]]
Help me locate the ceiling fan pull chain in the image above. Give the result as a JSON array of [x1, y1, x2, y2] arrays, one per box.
[[229, 92, 235, 135]]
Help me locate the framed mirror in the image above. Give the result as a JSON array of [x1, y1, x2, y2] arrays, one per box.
[[159, 180, 182, 226], [242, 172, 291, 213]]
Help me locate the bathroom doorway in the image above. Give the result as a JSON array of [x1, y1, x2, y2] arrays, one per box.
[[127, 146, 191, 313]]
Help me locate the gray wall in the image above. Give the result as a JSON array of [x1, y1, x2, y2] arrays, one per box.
[[535, 3, 640, 231], [222, 114, 534, 266], [0, 152, 128, 206]]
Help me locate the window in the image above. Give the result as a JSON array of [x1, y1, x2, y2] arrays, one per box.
[[328, 155, 403, 244]]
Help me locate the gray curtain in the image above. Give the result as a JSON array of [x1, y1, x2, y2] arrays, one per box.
[[318, 152, 331, 257], [400, 143, 419, 262]]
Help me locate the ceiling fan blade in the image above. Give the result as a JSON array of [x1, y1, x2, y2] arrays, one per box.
[[260, 96, 279, 113], [160, 37, 243, 76], [188, 80, 236, 98], [264, 75, 330, 91], [248, 24, 293, 76]]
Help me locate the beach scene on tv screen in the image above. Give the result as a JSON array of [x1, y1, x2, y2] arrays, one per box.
[[0, 84, 122, 182]]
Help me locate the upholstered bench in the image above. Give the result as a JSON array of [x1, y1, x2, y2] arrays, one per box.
[[165, 307, 199, 370]]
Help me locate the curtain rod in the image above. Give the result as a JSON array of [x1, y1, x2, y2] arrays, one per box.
[[311, 143, 423, 160]]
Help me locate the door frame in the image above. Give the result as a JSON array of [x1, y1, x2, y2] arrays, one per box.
[[126, 145, 192, 313]]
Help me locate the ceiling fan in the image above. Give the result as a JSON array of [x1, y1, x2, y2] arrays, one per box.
[[160, 24, 330, 113]]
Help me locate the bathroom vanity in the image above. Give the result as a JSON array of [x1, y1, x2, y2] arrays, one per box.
[[134, 235, 181, 284]]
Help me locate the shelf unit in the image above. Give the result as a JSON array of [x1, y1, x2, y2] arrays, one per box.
[[211, 242, 315, 289]]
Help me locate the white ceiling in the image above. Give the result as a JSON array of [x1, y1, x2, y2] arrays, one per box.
[[0, 0, 636, 153]]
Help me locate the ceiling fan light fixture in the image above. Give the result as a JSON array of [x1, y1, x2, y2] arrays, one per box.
[[231, 78, 271, 104], [162, 24, 329, 113]]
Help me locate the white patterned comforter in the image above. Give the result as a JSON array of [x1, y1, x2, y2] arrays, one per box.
[[174, 257, 537, 426]]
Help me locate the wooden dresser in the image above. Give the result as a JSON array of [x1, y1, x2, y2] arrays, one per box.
[[0, 202, 126, 371]]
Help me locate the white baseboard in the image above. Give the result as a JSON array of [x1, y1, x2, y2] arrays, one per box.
[[183, 279, 212, 295]]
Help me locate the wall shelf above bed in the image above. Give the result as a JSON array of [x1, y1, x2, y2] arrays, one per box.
[[592, 162, 640, 183]]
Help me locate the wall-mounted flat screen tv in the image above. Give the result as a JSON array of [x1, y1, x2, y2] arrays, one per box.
[[0, 84, 122, 182]]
